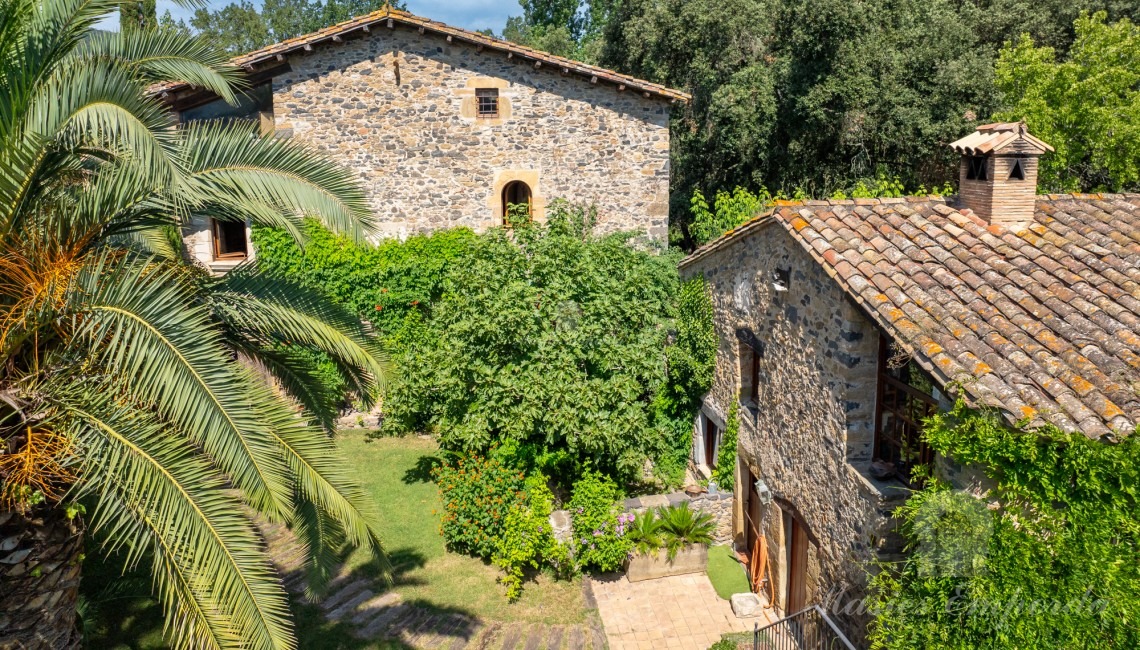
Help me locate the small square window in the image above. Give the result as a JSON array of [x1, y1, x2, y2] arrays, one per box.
[[476, 88, 499, 118]]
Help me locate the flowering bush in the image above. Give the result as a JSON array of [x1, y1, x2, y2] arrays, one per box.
[[569, 472, 632, 572], [432, 452, 526, 559]]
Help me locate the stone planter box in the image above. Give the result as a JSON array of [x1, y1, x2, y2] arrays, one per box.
[[625, 544, 708, 582]]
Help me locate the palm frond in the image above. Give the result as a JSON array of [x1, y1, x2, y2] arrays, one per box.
[[240, 346, 340, 432], [74, 254, 294, 521], [246, 373, 388, 574], [209, 263, 389, 406], [61, 386, 295, 650], [77, 29, 241, 104], [291, 497, 346, 601], [179, 120, 375, 242]]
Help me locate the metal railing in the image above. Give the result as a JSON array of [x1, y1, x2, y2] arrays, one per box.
[[751, 605, 857, 650]]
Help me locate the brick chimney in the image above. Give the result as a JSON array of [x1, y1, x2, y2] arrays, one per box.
[[949, 122, 1053, 229]]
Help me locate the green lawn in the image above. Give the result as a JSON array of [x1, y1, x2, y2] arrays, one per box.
[[706, 544, 750, 600], [337, 432, 587, 625], [81, 431, 587, 648]]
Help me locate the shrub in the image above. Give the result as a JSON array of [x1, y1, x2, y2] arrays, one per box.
[[657, 503, 716, 560], [432, 452, 526, 559], [569, 472, 631, 572], [493, 477, 556, 601], [711, 403, 738, 489]]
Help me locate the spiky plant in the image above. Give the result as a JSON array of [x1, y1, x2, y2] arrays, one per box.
[[0, 0, 389, 647], [656, 503, 715, 561], [625, 510, 663, 558]]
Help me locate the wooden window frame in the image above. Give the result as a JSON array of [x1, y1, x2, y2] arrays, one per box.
[[501, 180, 532, 226], [873, 335, 936, 487], [739, 341, 761, 410], [211, 218, 249, 260], [475, 88, 499, 118]]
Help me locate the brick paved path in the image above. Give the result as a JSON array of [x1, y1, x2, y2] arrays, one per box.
[[589, 573, 777, 650]]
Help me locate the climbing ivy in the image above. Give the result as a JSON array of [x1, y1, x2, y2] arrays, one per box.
[[868, 400, 1140, 649], [711, 402, 738, 490]]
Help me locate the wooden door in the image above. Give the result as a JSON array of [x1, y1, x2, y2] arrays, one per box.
[[745, 469, 761, 554], [783, 512, 808, 613]]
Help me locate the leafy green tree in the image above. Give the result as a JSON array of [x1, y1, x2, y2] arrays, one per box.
[[500, 0, 614, 63], [191, 1, 274, 55], [120, 0, 157, 34], [601, 0, 1140, 241], [996, 12, 1140, 192], [386, 202, 683, 483], [190, 0, 404, 55], [0, 0, 389, 647], [869, 402, 1140, 649]]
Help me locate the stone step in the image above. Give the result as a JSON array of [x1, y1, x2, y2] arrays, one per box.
[[522, 624, 544, 650], [320, 578, 371, 612], [350, 592, 402, 625], [499, 623, 525, 650], [471, 621, 502, 650], [327, 588, 375, 620], [358, 602, 412, 639], [566, 626, 585, 650], [588, 623, 606, 650], [450, 622, 480, 650], [546, 625, 564, 650], [386, 605, 433, 643]]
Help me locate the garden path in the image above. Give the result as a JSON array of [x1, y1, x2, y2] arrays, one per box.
[[262, 520, 607, 650], [590, 573, 777, 650]]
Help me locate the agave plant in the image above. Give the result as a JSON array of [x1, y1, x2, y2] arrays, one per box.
[[0, 0, 390, 648], [657, 503, 716, 560]]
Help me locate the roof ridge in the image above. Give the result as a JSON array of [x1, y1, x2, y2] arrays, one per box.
[[150, 7, 690, 102]]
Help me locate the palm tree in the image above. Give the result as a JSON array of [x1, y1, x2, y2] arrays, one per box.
[[0, 0, 390, 647]]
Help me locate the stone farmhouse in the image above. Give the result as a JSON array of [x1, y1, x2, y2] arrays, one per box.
[[155, 8, 687, 274], [679, 122, 1140, 641]]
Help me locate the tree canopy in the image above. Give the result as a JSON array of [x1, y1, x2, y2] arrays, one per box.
[[995, 12, 1140, 192]]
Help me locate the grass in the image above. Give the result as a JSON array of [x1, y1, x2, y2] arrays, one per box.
[[706, 544, 750, 600], [336, 432, 587, 625], [80, 431, 588, 648]]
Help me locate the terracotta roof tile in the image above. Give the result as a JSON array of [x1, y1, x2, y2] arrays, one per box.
[[681, 194, 1140, 440]]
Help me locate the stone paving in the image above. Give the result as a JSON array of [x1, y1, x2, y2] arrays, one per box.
[[590, 573, 778, 650]]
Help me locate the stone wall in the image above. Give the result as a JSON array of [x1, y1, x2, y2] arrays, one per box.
[[270, 25, 672, 241], [548, 490, 734, 547], [681, 221, 905, 644], [622, 491, 734, 546]]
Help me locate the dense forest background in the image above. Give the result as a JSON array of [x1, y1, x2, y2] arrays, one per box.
[[167, 0, 1140, 242]]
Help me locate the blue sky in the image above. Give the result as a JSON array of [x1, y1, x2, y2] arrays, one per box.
[[151, 0, 520, 32]]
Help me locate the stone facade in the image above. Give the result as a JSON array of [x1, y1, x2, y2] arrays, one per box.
[[681, 221, 907, 643], [266, 26, 672, 241]]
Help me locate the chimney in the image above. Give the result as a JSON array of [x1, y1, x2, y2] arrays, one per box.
[[949, 121, 1053, 229]]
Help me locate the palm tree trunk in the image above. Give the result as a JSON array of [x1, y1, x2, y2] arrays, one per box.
[[0, 506, 83, 649]]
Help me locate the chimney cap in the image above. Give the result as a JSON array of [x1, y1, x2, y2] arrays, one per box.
[[950, 120, 1054, 156]]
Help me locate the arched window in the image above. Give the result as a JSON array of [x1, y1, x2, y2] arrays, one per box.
[[501, 180, 532, 225]]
